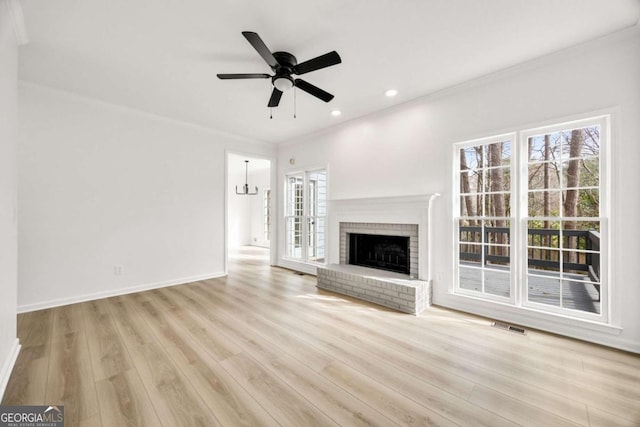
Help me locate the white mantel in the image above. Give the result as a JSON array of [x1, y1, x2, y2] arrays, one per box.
[[327, 194, 439, 281]]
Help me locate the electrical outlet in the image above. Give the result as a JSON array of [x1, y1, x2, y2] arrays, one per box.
[[436, 271, 444, 281], [114, 265, 124, 276]]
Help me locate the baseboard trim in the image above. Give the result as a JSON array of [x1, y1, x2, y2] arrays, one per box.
[[277, 259, 319, 276], [0, 339, 21, 402], [17, 272, 227, 313]]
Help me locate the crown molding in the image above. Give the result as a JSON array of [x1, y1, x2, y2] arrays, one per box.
[[6, 0, 28, 45]]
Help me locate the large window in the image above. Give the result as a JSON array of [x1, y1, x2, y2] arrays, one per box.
[[457, 136, 514, 302], [285, 169, 326, 263], [454, 116, 608, 322]]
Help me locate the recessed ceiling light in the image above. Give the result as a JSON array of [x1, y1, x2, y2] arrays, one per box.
[[331, 110, 342, 116], [385, 89, 398, 97]]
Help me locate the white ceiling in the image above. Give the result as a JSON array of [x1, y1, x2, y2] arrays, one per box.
[[18, 0, 640, 144]]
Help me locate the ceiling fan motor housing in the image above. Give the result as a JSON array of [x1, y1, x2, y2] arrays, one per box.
[[272, 52, 296, 91]]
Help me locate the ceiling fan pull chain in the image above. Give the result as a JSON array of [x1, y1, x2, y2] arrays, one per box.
[[270, 108, 273, 119], [294, 86, 297, 119]]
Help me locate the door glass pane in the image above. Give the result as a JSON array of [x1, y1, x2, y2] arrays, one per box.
[[285, 217, 303, 259]]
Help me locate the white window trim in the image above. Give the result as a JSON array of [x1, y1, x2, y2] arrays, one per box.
[[453, 115, 610, 325]]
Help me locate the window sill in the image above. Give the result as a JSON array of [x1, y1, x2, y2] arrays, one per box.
[[435, 291, 628, 350]]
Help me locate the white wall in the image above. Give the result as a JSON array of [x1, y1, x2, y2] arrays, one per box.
[[18, 83, 274, 311], [0, 0, 20, 398], [277, 27, 640, 352]]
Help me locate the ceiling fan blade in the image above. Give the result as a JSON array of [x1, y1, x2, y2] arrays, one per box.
[[294, 79, 334, 102], [293, 51, 341, 75], [217, 73, 271, 79], [268, 88, 283, 107], [242, 31, 279, 69]]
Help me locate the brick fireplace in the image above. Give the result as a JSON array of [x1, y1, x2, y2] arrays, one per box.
[[317, 194, 439, 315]]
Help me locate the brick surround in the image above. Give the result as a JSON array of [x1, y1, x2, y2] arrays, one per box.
[[317, 264, 430, 315]]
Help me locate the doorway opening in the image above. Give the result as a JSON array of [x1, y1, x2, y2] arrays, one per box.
[[226, 152, 274, 271]]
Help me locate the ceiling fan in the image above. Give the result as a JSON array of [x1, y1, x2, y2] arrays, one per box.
[[217, 31, 341, 108]]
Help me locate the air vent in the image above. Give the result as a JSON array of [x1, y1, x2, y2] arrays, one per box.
[[492, 322, 526, 335]]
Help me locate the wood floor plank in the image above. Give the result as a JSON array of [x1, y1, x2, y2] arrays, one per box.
[[94, 369, 161, 427], [51, 304, 84, 343], [1, 345, 49, 405], [45, 330, 100, 425], [82, 299, 132, 380], [221, 352, 338, 427]]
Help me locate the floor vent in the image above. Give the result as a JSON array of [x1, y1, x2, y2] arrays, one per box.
[[492, 322, 526, 335]]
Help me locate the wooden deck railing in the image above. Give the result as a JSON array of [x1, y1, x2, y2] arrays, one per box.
[[459, 226, 600, 282]]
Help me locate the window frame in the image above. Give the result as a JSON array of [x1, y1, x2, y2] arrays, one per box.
[[519, 115, 609, 322], [452, 115, 610, 324], [453, 133, 517, 305]]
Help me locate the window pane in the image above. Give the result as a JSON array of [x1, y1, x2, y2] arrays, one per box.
[[461, 147, 483, 170], [561, 127, 600, 159], [562, 279, 600, 314], [308, 217, 325, 263], [484, 167, 511, 193], [528, 248, 560, 273], [459, 170, 483, 195], [528, 191, 561, 217], [561, 157, 599, 188], [459, 243, 482, 264], [485, 220, 510, 245], [286, 175, 303, 216], [528, 162, 561, 190], [459, 219, 481, 241], [528, 273, 561, 307], [460, 195, 482, 217], [561, 188, 599, 217], [485, 244, 510, 267], [308, 170, 327, 217], [485, 270, 510, 297], [459, 266, 482, 292], [487, 140, 511, 165], [484, 193, 510, 218], [528, 134, 561, 162], [527, 220, 560, 249]]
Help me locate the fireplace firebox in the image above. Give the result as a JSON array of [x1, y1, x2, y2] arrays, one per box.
[[348, 233, 410, 274]]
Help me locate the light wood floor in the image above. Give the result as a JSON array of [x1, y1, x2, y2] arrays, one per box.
[[3, 246, 640, 426]]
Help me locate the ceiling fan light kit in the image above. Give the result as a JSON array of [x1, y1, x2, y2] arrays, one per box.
[[217, 31, 341, 112]]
